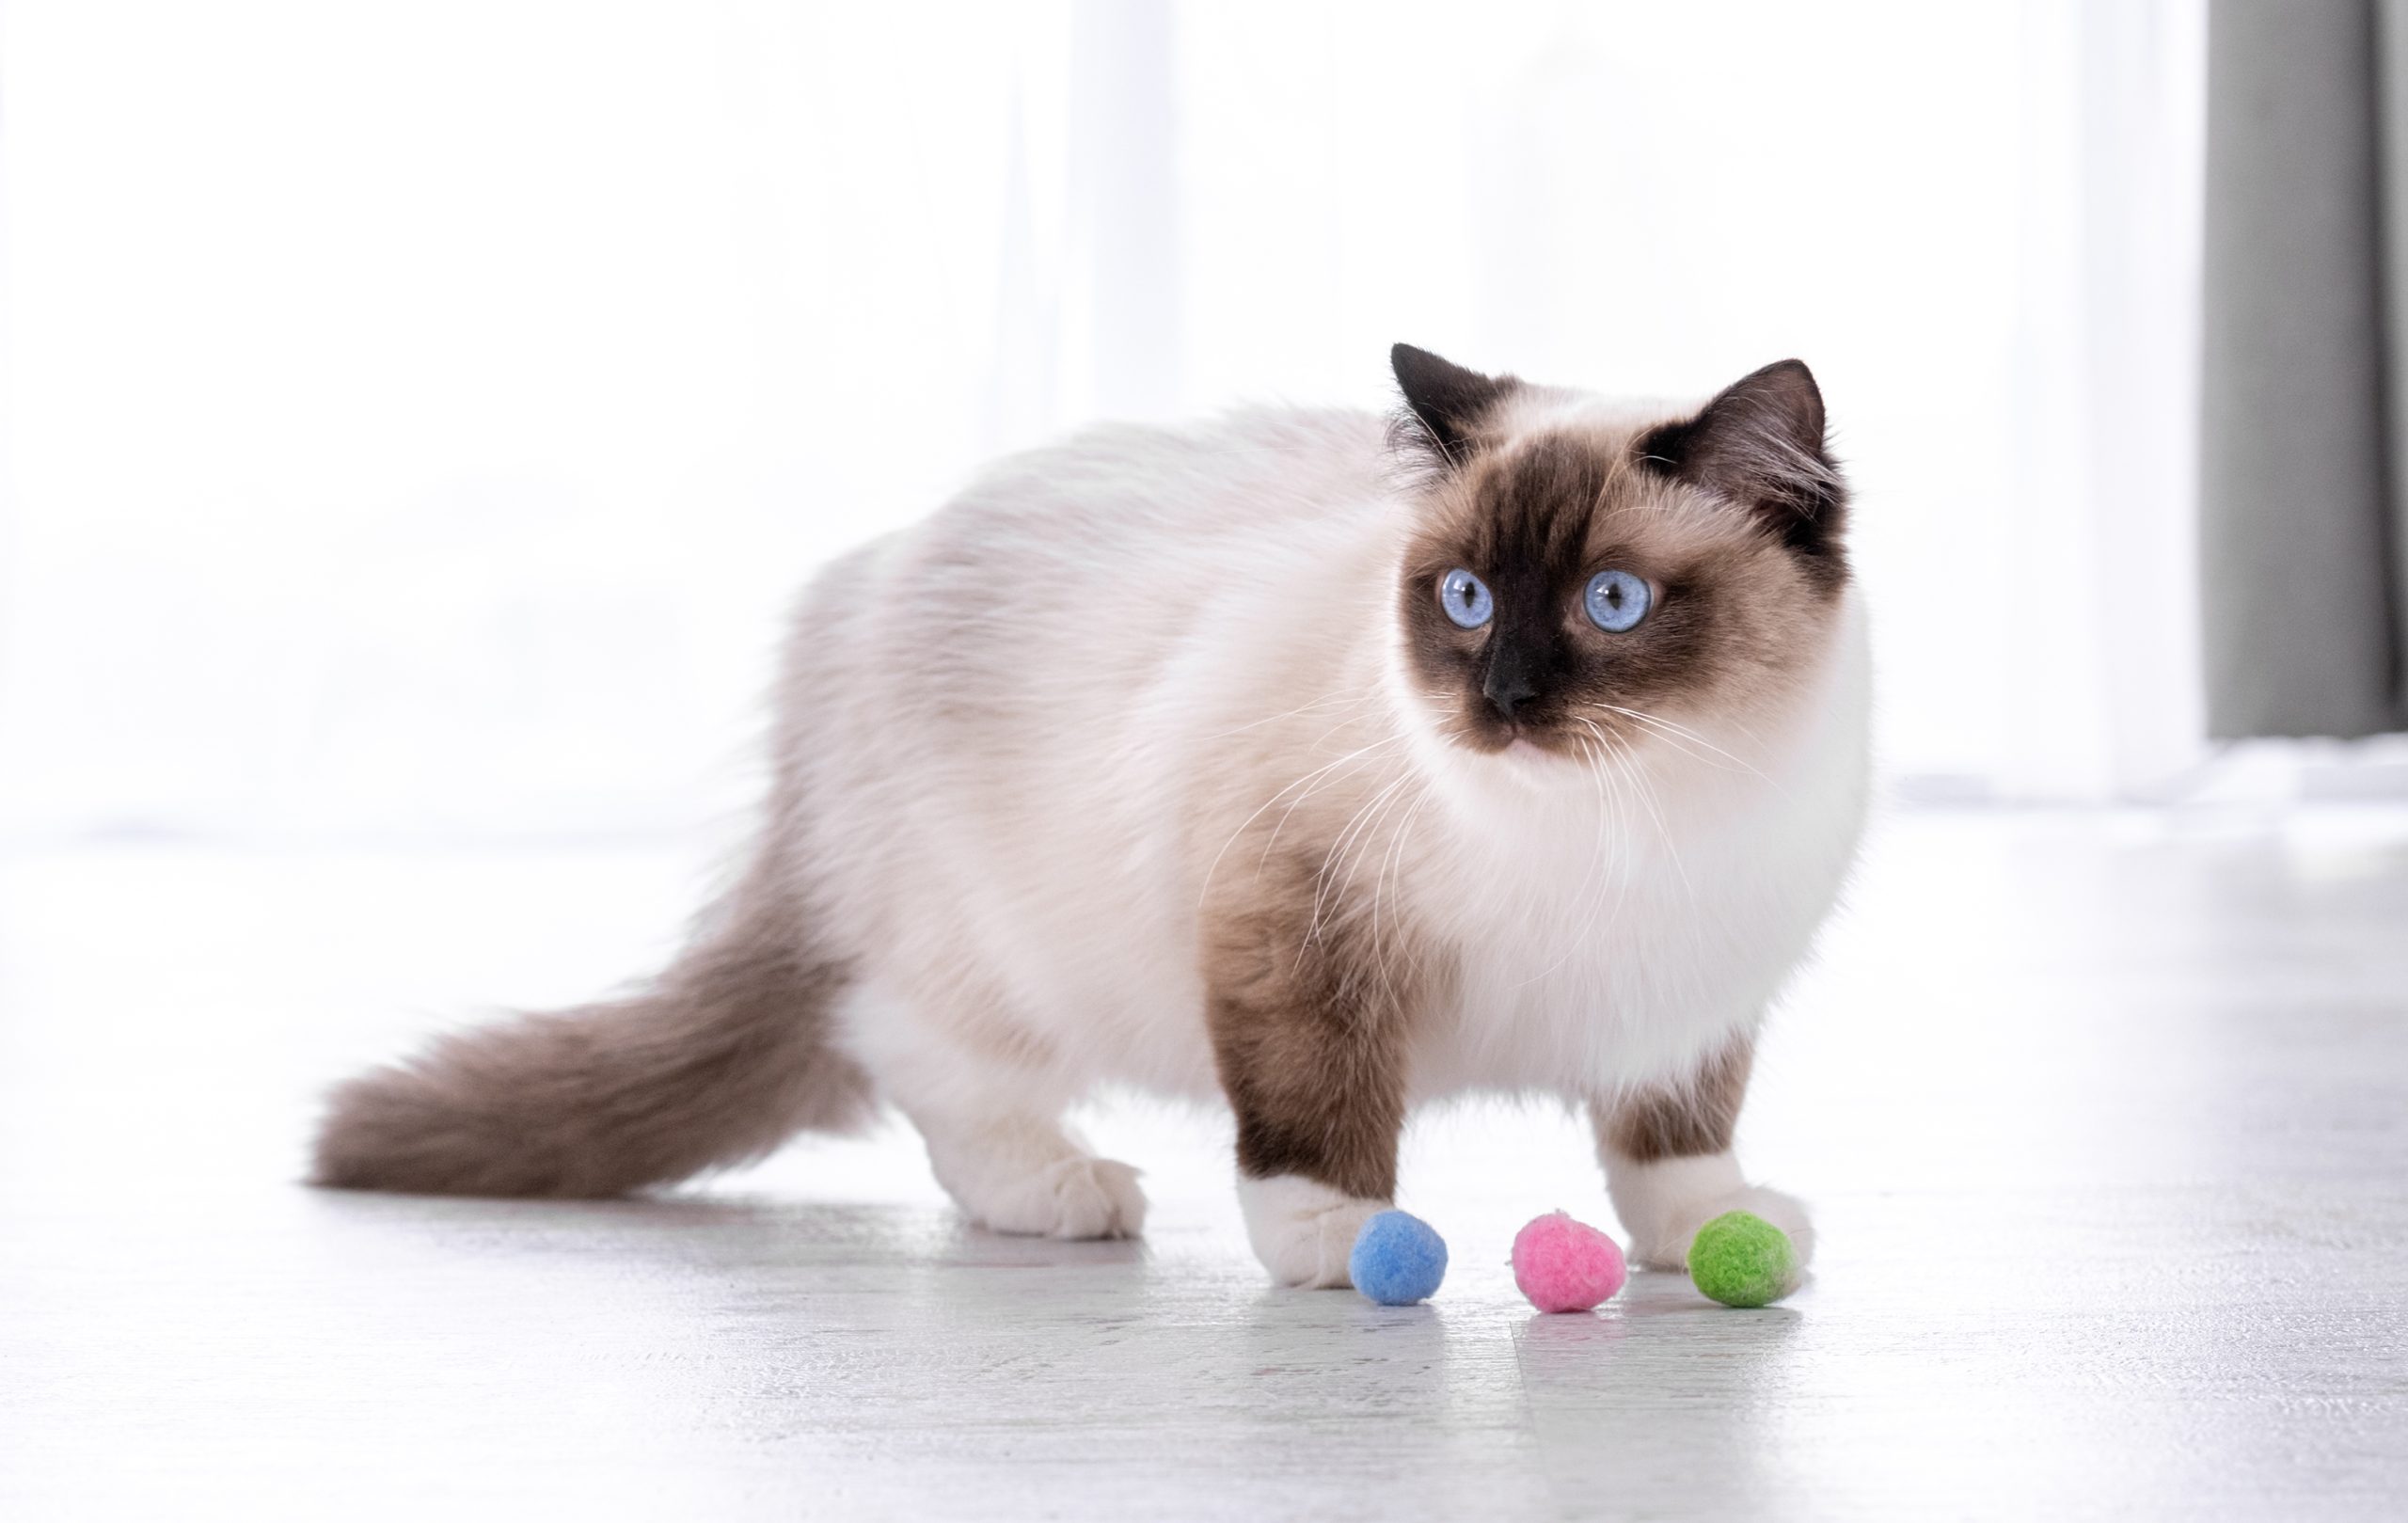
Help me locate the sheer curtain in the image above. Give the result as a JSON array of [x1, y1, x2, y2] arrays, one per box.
[[0, 0, 2209, 843]]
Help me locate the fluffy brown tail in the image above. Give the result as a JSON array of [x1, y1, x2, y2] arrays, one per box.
[[310, 871, 875, 1198]]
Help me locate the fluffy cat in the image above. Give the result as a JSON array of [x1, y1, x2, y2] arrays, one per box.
[[314, 345, 1871, 1288]]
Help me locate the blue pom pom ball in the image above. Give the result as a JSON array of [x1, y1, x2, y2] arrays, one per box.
[[1349, 1210, 1449, 1305]]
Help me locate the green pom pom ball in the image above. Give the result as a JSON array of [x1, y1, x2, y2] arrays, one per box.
[[1687, 1210, 1798, 1308]]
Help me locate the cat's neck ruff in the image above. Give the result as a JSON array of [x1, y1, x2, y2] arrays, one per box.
[[1372, 595, 1871, 1097], [1377, 617, 1839, 874]]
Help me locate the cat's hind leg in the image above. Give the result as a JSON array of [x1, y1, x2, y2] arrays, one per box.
[[845, 978, 1147, 1240], [909, 1106, 1147, 1240], [1591, 1038, 1814, 1271]]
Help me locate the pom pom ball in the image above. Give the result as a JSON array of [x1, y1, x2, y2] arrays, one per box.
[[1687, 1210, 1798, 1308], [1349, 1210, 1449, 1305], [1511, 1211, 1628, 1312]]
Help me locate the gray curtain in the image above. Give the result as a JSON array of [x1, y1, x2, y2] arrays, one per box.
[[2202, 0, 2408, 738]]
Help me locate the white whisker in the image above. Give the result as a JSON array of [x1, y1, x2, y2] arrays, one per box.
[[1595, 703, 1782, 792], [1196, 730, 1407, 908]]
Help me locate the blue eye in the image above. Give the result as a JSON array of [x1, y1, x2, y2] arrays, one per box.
[[1438, 568, 1493, 628], [1585, 569, 1651, 632]]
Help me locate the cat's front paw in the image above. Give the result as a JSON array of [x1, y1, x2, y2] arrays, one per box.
[[1642, 1183, 1814, 1272], [1608, 1154, 1814, 1272], [1237, 1173, 1387, 1288]]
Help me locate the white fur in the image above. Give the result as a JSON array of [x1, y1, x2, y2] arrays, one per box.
[[1394, 597, 1870, 1101], [1238, 1174, 1389, 1289], [768, 404, 1869, 1279], [1601, 1150, 1815, 1273], [911, 1107, 1147, 1240]]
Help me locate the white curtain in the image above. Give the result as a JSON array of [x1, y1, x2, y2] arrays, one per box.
[[0, 0, 2209, 842]]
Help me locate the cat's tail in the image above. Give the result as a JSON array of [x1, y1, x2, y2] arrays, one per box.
[[309, 864, 875, 1198]]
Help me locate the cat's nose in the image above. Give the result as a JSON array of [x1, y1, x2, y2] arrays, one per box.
[[1481, 651, 1542, 718]]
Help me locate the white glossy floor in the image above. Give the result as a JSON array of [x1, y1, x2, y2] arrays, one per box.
[[4, 807, 2405, 1520]]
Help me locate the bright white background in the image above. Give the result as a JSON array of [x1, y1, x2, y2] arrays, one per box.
[[0, 0, 2213, 844]]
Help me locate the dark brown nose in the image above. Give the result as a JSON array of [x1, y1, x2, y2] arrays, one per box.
[[1481, 644, 1542, 718]]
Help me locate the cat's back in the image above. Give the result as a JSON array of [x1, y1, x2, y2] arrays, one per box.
[[848, 405, 1396, 722], [784, 403, 1400, 817], [927, 404, 1392, 574]]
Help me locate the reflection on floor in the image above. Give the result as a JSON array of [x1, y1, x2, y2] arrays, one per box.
[[3, 807, 2404, 1520]]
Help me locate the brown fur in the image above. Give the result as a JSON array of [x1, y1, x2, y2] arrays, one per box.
[[1596, 1038, 1754, 1164], [1638, 359, 1847, 590], [1388, 341, 1525, 472], [1395, 381, 1848, 762], [310, 857, 875, 1198], [1203, 850, 1432, 1201]]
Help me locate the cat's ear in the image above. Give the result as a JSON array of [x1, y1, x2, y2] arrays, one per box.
[[1390, 343, 1517, 472], [1637, 359, 1846, 557]]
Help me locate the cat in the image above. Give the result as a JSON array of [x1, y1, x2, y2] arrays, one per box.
[[312, 344, 1871, 1289]]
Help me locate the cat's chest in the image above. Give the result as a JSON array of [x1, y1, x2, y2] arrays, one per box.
[[1404, 805, 1843, 1099]]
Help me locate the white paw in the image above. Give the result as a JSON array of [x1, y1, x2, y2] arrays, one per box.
[[1648, 1183, 1814, 1273], [1237, 1173, 1387, 1288], [977, 1155, 1149, 1240], [1608, 1152, 1814, 1271]]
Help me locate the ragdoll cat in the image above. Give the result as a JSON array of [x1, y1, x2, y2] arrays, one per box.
[[314, 344, 1870, 1289]]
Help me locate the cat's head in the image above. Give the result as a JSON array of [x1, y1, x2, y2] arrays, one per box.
[[1388, 343, 1850, 766]]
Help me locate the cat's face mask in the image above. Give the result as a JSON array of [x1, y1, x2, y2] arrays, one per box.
[[1387, 346, 1850, 767]]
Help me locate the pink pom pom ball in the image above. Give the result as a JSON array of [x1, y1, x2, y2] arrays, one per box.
[[1512, 1211, 1628, 1313]]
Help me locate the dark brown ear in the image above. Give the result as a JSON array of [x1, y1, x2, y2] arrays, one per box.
[[1390, 343, 1518, 472], [1638, 359, 1846, 564]]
